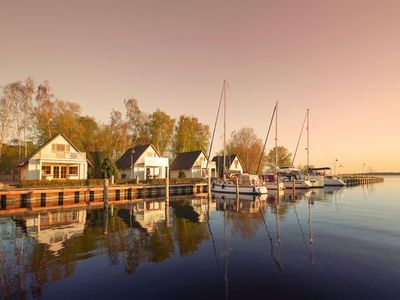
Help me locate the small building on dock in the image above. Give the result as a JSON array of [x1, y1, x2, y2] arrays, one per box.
[[212, 154, 244, 178], [116, 144, 169, 180], [16, 134, 89, 180], [170, 150, 217, 178]]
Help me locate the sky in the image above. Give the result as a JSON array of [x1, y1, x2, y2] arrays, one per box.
[[1, 0, 399, 172]]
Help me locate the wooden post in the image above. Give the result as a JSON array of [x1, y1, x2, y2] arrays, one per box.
[[236, 177, 239, 198], [103, 179, 109, 206], [165, 166, 169, 200]]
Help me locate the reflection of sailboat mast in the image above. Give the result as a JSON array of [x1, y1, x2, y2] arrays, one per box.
[[293, 203, 314, 264], [259, 207, 282, 271], [223, 209, 230, 300], [204, 196, 220, 270], [308, 196, 315, 264]]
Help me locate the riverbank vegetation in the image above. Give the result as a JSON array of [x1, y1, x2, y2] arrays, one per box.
[[1, 77, 292, 178]]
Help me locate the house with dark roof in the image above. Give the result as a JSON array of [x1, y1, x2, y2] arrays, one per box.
[[170, 150, 217, 178], [212, 154, 244, 178], [16, 134, 89, 180], [116, 144, 169, 180]]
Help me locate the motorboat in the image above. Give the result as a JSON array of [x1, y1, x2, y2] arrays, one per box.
[[309, 167, 346, 186]]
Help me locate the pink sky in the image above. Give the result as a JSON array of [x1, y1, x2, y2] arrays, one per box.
[[1, 0, 399, 172]]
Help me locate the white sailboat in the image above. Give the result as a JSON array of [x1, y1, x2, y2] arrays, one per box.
[[291, 109, 324, 188], [210, 79, 267, 195], [277, 167, 312, 189], [257, 102, 284, 191]]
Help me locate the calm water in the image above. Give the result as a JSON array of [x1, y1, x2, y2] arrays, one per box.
[[1, 177, 400, 300]]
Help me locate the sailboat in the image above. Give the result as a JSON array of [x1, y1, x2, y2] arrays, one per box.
[[258, 102, 284, 191], [210, 79, 267, 195], [290, 109, 324, 188]]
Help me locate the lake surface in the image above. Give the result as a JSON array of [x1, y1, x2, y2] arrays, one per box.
[[1, 177, 400, 299]]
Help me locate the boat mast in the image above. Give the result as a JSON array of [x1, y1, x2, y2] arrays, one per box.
[[307, 109, 310, 171], [223, 79, 227, 179], [275, 102, 279, 191], [275, 102, 278, 175]]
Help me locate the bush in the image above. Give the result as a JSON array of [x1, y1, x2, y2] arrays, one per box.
[[18, 179, 105, 188], [18, 177, 205, 189], [178, 170, 186, 178]]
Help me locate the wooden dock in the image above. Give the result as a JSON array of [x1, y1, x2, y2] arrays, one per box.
[[342, 176, 384, 186], [0, 182, 208, 215]]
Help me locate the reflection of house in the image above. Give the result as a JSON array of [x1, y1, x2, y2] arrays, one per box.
[[116, 144, 169, 180], [170, 151, 217, 178], [16, 134, 89, 180], [212, 154, 243, 178], [118, 201, 166, 233], [190, 197, 216, 222], [23, 209, 86, 254]]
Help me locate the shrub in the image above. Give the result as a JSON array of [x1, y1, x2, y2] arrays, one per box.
[[178, 170, 186, 178]]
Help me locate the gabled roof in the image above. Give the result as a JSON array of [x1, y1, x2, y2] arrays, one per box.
[[212, 154, 240, 170], [170, 150, 206, 170], [116, 144, 160, 169], [17, 134, 88, 167]]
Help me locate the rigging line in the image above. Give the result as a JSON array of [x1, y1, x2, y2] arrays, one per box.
[[256, 104, 277, 174], [259, 207, 282, 271], [291, 111, 307, 167], [206, 82, 225, 169]]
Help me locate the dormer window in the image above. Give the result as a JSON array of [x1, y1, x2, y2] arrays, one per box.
[[52, 144, 70, 152]]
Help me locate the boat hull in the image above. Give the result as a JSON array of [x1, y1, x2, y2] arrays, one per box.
[[211, 182, 268, 194], [265, 182, 285, 191], [324, 176, 346, 186], [283, 180, 312, 189], [307, 175, 325, 188]]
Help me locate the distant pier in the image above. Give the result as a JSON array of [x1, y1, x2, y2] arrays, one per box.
[[342, 176, 384, 186]]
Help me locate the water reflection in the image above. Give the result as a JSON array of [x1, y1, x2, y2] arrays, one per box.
[[1, 182, 399, 299]]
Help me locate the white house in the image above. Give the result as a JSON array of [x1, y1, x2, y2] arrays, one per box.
[[17, 134, 89, 180], [212, 154, 244, 178], [170, 150, 217, 178], [116, 144, 169, 180]]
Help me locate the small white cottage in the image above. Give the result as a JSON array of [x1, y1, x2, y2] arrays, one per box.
[[116, 144, 169, 180], [212, 154, 244, 178], [17, 134, 89, 180], [170, 150, 217, 178]]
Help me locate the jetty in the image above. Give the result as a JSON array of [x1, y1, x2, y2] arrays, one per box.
[[0, 181, 207, 215]]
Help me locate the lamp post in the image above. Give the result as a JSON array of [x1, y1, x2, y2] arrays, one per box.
[[130, 149, 135, 179]]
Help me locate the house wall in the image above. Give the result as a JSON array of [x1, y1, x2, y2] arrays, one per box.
[[170, 153, 217, 178], [21, 135, 88, 180], [119, 146, 168, 180], [229, 157, 244, 174]]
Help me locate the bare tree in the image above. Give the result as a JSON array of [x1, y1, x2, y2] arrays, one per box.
[[0, 85, 16, 159]]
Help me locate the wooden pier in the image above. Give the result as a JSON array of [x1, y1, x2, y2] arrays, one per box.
[[0, 182, 207, 215], [342, 176, 384, 186]]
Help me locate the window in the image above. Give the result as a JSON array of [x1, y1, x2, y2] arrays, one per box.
[[68, 166, 78, 175], [42, 166, 51, 175], [52, 144, 70, 152], [60, 167, 67, 179], [53, 166, 60, 179]]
